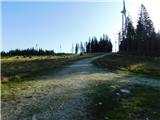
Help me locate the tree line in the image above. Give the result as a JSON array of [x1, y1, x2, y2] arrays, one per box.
[[75, 34, 112, 54], [119, 4, 160, 56], [1, 34, 113, 56], [1, 48, 55, 56]]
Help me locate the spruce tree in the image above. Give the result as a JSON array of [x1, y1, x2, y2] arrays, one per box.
[[136, 4, 155, 55], [75, 43, 79, 54], [125, 17, 135, 53]]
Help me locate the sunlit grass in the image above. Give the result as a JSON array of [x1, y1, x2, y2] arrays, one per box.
[[1, 54, 93, 83], [93, 54, 160, 79]]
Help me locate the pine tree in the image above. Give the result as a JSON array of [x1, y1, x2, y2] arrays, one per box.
[[125, 17, 135, 53], [119, 4, 157, 56], [136, 4, 155, 55], [75, 43, 79, 54], [85, 34, 112, 53]]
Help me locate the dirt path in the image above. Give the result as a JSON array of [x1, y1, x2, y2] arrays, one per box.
[[2, 53, 160, 120]]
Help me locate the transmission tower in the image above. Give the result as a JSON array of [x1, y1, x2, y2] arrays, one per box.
[[113, 33, 118, 52], [71, 43, 74, 54], [35, 43, 38, 50], [59, 44, 62, 53]]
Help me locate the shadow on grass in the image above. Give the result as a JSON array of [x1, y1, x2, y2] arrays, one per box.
[[85, 78, 160, 120]]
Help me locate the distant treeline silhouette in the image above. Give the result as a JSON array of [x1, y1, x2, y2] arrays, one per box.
[[75, 34, 112, 54], [119, 4, 160, 56], [1, 48, 55, 56]]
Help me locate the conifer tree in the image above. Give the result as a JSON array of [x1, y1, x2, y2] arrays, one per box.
[[75, 43, 79, 54]]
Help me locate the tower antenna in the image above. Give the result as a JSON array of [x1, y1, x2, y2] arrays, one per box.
[[35, 43, 38, 50], [71, 43, 74, 54], [60, 44, 62, 53]]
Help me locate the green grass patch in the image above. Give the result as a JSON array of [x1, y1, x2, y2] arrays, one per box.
[[93, 54, 160, 79], [86, 82, 160, 120]]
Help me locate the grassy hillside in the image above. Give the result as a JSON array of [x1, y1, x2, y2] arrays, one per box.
[[93, 53, 160, 79], [1, 54, 94, 83], [1, 53, 96, 101]]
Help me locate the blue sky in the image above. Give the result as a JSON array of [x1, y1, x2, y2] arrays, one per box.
[[2, 0, 160, 53]]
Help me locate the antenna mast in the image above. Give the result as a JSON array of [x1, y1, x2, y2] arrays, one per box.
[[60, 44, 62, 53], [71, 43, 74, 54]]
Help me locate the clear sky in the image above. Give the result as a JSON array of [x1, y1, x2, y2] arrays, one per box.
[[2, 0, 160, 53]]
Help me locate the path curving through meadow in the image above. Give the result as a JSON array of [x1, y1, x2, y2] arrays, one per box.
[[2, 53, 160, 120]]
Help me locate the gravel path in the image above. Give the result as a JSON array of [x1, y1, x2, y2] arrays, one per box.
[[2, 53, 160, 120]]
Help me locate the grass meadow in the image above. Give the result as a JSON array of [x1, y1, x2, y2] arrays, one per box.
[[1, 53, 160, 120], [1, 53, 94, 101], [93, 53, 160, 79]]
